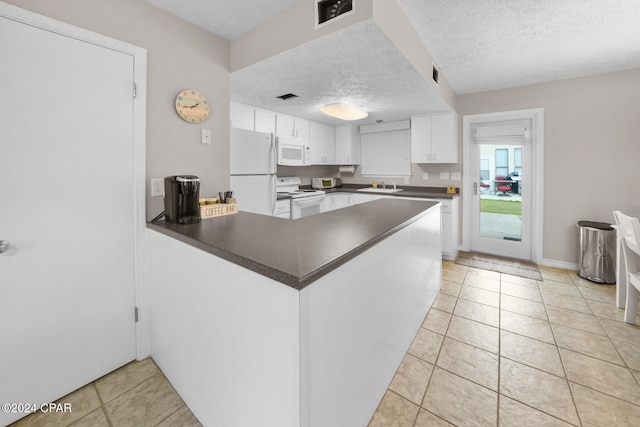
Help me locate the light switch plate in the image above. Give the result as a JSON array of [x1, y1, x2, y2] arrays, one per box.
[[440, 172, 450, 180], [201, 128, 212, 144], [451, 172, 461, 180], [422, 172, 429, 180]]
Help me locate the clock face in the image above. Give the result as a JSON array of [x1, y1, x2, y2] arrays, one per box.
[[317, 0, 353, 25], [175, 90, 210, 123]]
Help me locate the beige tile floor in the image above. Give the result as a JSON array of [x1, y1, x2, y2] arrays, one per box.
[[9, 358, 201, 427], [368, 261, 640, 427], [10, 262, 640, 427]]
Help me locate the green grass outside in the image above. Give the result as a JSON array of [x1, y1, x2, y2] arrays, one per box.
[[480, 198, 522, 215]]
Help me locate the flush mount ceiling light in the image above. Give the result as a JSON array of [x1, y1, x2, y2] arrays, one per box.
[[320, 102, 368, 121]]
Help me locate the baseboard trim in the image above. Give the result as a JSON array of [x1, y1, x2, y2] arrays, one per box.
[[542, 258, 578, 271]]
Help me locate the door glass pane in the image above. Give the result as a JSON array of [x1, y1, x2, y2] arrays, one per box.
[[495, 148, 508, 177], [479, 144, 523, 241]]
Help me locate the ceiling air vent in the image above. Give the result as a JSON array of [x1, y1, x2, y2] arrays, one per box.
[[432, 65, 439, 85], [317, 0, 353, 26], [277, 93, 298, 100]]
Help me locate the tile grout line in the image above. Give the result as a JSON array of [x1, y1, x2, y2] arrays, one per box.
[[378, 263, 640, 425], [92, 382, 114, 427], [539, 277, 584, 427], [414, 286, 458, 426], [412, 265, 466, 426]]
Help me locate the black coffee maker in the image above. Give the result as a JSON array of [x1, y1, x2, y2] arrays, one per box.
[[164, 175, 201, 224]]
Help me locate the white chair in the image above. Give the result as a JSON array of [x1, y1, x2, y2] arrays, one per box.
[[613, 211, 640, 323]]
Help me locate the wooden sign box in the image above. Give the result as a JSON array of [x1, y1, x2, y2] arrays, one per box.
[[200, 199, 238, 219]]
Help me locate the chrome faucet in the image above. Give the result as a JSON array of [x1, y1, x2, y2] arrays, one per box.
[[380, 181, 386, 189]]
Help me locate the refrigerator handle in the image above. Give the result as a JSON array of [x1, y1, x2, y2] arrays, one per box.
[[270, 134, 277, 174], [271, 175, 277, 215]]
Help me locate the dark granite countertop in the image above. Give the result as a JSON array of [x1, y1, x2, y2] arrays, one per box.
[[148, 198, 439, 290], [316, 184, 459, 200]]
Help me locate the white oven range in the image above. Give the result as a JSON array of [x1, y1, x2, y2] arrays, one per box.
[[276, 176, 326, 219]]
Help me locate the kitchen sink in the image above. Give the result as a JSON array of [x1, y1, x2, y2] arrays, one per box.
[[357, 187, 404, 194]]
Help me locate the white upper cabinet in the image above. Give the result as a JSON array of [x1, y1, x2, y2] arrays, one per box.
[[276, 114, 310, 140], [254, 109, 276, 134], [230, 102, 255, 131], [323, 125, 336, 164], [411, 112, 458, 163], [335, 125, 360, 165], [310, 121, 336, 165]]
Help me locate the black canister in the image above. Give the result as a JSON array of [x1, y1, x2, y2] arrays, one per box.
[[164, 175, 201, 224]]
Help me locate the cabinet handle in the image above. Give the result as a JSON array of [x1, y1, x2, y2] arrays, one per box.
[[433, 153, 437, 161], [428, 153, 432, 161]]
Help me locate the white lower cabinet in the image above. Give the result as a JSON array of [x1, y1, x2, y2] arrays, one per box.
[[438, 198, 459, 260], [327, 193, 352, 211], [329, 192, 459, 259], [318, 191, 458, 259]]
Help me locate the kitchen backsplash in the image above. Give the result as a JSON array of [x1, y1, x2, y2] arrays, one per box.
[[277, 164, 463, 188]]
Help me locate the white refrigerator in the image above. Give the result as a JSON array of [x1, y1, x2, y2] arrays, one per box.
[[230, 128, 277, 216]]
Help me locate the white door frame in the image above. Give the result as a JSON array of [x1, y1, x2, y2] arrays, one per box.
[[1, 3, 150, 358], [462, 108, 544, 264]]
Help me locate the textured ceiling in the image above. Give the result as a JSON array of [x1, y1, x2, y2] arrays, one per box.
[[147, 0, 640, 123], [231, 19, 450, 126], [396, 0, 640, 94], [146, 0, 303, 40]]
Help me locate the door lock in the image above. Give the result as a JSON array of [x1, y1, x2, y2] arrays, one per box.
[[473, 182, 478, 195], [0, 240, 9, 254]]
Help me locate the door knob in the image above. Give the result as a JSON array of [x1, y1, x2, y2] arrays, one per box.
[[0, 240, 9, 254]]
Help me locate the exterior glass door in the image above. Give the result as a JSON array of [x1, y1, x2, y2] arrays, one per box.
[[479, 144, 523, 241], [471, 123, 531, 260]]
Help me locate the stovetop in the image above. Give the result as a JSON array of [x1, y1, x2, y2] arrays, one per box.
[[285, 189, 326, 199], [276, 176, 325, 198]]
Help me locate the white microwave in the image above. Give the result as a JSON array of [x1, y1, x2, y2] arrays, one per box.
[[277, 137, 310, 166]]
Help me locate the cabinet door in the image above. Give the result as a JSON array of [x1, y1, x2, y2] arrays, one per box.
[[255, 109, 276, 134], [323, 125, 336, 164], [230, 102, 254, 131], [335, 125, 359, 165], [276, 114, 295, 138], [410, 115, 431, 163], [431, 112, 458, 163], [294, 118, 310, 140], [309, 121, 325, 164], [330, 193, 351, 210]]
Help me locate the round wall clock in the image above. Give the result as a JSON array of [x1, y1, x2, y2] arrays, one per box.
[[175, 89, 210, 123]]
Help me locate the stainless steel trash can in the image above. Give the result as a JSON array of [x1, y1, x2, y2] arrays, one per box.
[[577, 221, 616, 284]]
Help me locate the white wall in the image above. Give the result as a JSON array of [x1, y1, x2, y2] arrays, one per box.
[[5, 0, 231, 220], [458, 69, 640, 265]]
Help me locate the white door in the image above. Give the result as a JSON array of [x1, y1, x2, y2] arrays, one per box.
[[0, 13, 137, 425], [469, 120, 533, 260]]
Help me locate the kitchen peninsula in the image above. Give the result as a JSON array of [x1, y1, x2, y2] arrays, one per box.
[[147, 198, 441, 427]]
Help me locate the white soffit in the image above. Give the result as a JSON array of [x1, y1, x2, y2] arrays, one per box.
[[230, 19, 451, 126], [146, 0, 304, 40], [397, 0, 640, 94]]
